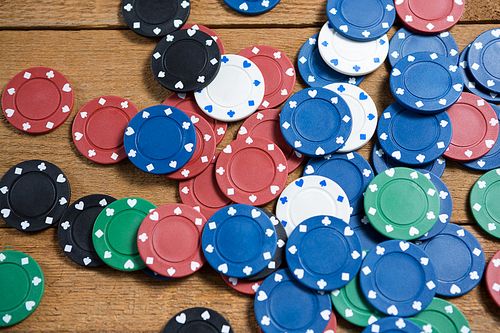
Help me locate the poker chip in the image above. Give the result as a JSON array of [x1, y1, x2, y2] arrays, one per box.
[[485, 249, 500, 308], [201, 204, 277, 278], [179, 152, 233, 220], [220, 274, 263, 295], [409, 297, 470, 333], [470, 168, 500, 239], [123, 105, 197, 174], [444, 92, 499, 162], [195, 54, 265, 122], [416, 223, 485, 297], [377, 102, 452, 165], [215, 137, 288, 206], [303, 152, 374, 215], [459, 44, 500, 103], [0, 251, 44, 327], [372, 140, 447, 177], [0, 160, 71, 232], [223, 0, 280, 15], [324, 83, 377, 152], [121, 0, 190, 37], [280, 87, 352, 157], [326, 0, 396, 42], [388, 27, 459, 67], [1, 67, 74, 134], [362, 317, 424, 333], [162, 307, 234, 333], [254, 268, 332, 333], [349, 214, 388, 252], [276, 175, 351, 237], [182, 24, 225, 54], [359, 240, 438, 317], [318, 22, 389, 76], [165, 111, 216, 180], [364, 167, 440, 240], [331, 274, 385, 327], [467, 28, 500, 94], [92, 197, 156, 271], [286, 215, 362, 291], [58, 194, 116, 267], [151, 28, 221, 92], [415, 172, 452, 241], [259, 310, 337, 333], [137, 203, 207, 278], [394, 0, 464, 34], [72, 96, 139, 164], [237, 109, 304, 172], [237, 45, 295, 109], [297, 33, 364, 88], [163, 92, 227, 145], [389, 52, 463, 114]]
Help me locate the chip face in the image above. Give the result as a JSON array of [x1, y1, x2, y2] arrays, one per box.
[[486, 250, 500, 308], [409, 297, 471, 333], [470, 168, 500, 239]]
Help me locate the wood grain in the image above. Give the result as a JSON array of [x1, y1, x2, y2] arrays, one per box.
[[0, 1, 499, 332]]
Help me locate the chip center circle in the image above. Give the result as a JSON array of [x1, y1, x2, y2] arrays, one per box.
[[482, 42, 500, 79], [341, 0, 383, 28], [152, 217, 199, 263], [72, 207, 104, 253], [301, 227, 348, 275], [0, 263, 29, 311], [216, 217, 263, 263], [229, 148, 275, 193], [164, 40, 209, 79], [107, 210, 145, 256], [447, 103, 487, 147], [392, 111, 439, 151], [485, 181, 500, 222], [294, 99, 340, 142], [207, 65, 252, 107], [378, 180, 426, 226], [408, 0, 453, 21], [332, 33, 377, 62], [15, 79, 61, 120], [86, 107, 130, 150], [134, 0, 177, 25], [137, 117, 182, 160], [404, 62, 451, 100], [250, 56, 282, 97], [10, 172, 56, 219]]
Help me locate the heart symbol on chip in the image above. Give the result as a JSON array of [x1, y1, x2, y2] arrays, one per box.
[[149, 211, 159, 221], [1, 209, 10, 218], [486, 140, 495, 148], [399, 241, 410, 251], [5, 109, 14, 117], [62, 83, 72, 92], [173, 19, 183, 28], [344, 226, 354, 236], [238, 126, 247, 135], [127, 199, 137, 207], [184, 143, 194, 152], [56, 174, 66, 183], [385, 168, 395, 177], [75, 201, 84, 210], [270, 185, 279, 194], [249, 195, 257, 203], [239, 2, 249, 10], [187, 28, 196, 37], [492, 29, 500, 38], [391, 151, 401, 160], [409, 227, 419, 236], [304, 165, 314, 174], [465, 150, 473, 158], [74, 132, 83, 141], [223, 145, 232, 153], [285, 68, 294, 76], [176, 313, 187, 324], [169, 161, 177, 168], [25, 301, 36, 311], [294, 269, 304, 279], [190, 261, 200, 271], [243, 60, 251, 68], [218, 263, 228, 274], [308, 90, 317, 98], [257, 290, 267, 301], [387, 305, 398, 315], [251, 209, 261, 218]]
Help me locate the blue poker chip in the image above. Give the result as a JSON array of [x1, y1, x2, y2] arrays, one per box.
[[415, 223, 486, 297], [388, 27, 459, 68], [254, 268, 332, 333], [362, 316, 425, 333], [359, 240, 438, 317], [286, 215, 362, 291], [467, 28, 500, 94], [372, 140, 446, 177], [123, 105, 196, 174], [349, 214, 387, 252], [280, 87, 352, 157], [201, 204, 277, 278], [459, 44, 500, 103], [460, 103, 500, 170], [390, 52, 464, 114], [297, 33, 364, 88], [326, 0, 396, 42], [415, 173, 453, 241], [303, 152, 374, 215], [377, 102, 452, 165], [223, 0, 280, 15]]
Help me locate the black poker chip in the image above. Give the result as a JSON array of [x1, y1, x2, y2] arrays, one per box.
[[151, 28, 221, 92], [58, 194, 116, 267], [0, 160, 71, 232], [121, 0, 191, 37], [162, 307, 234, 333]]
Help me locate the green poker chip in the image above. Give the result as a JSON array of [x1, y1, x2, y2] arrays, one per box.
[[330, 274, 385, 327], [364, 167, 440, 240], [470, 168, 500, 238], [409, 297, 470, 333], [92, 197, 156, 271], [0, 250, 44, 327]]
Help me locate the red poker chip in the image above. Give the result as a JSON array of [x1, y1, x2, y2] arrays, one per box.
[[237, 45, 296, 109], [444, 92, 499, 161], [179, 152, 234, 219], [163, 93, 227, 145], [181, 24, 225, 55], [220, 273, 263, 295], [137, 203, 207, 278], [2, 67, 74, 133], [72, 96, 139, 164], [395, 0, 465, 34], [237, 109, 304, 172], [216, 136, 288, 206], [486, 249, 500, 308], [165, 111, 216, 180]]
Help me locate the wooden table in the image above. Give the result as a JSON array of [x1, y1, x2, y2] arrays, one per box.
[[1, 1, 499, 332]]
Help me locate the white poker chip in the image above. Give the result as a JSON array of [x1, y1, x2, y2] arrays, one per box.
[[324, 83, 378, 152], [195, 54, 265, 122], [276, 175, 352, 237], [318, 21, 389, 76]]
